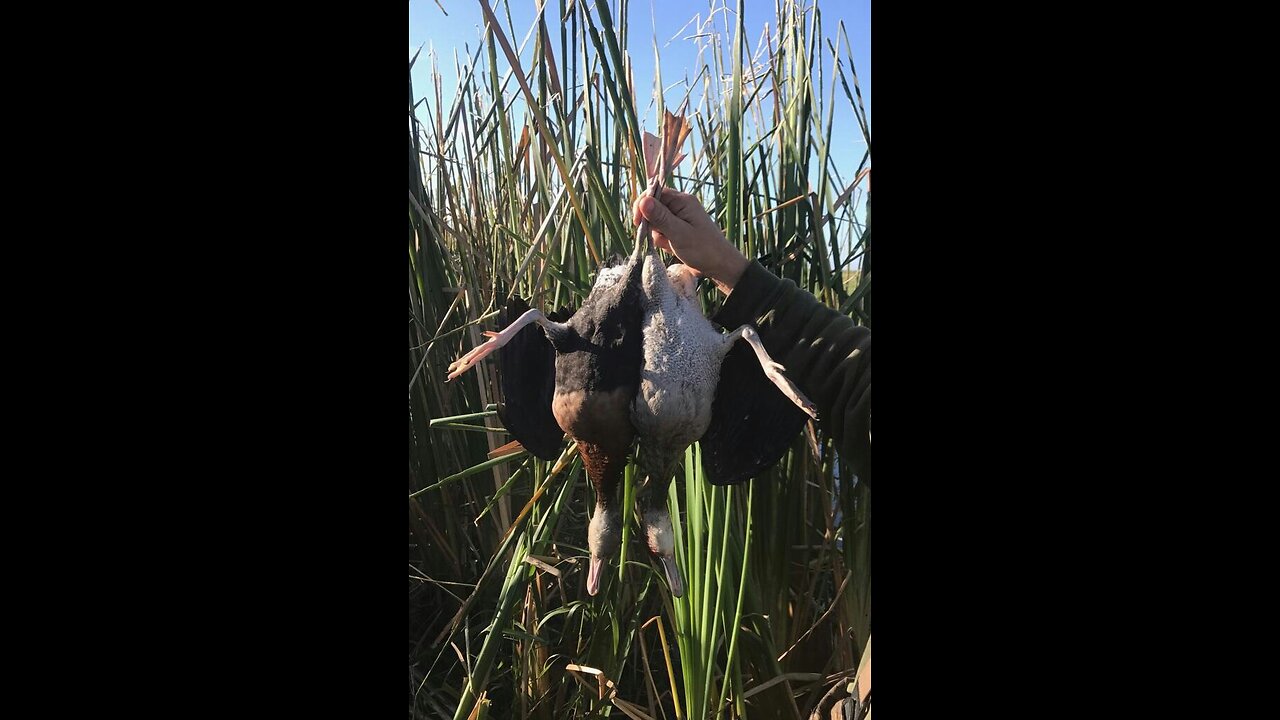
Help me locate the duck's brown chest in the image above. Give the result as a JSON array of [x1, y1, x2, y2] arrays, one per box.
[[552, 386, 635, 454]]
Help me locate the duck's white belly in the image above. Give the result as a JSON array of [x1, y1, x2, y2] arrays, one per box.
[[631, 256, 725, 448]]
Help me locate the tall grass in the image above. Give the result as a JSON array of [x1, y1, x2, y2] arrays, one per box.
[[409, 1, 870, 717]]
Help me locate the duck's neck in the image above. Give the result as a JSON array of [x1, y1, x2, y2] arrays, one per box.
[[579, 441, 628, 505]]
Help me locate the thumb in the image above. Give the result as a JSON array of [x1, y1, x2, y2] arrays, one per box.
[[636, 195, 681, 234]]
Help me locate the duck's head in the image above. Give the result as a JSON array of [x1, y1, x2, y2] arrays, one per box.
[[643, 506, 684, 597], [586, 505, 622, 595]]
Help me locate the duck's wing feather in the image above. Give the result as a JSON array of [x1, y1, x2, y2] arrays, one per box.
[[700, 341, 808, 485], [495, 297, 574, 461]]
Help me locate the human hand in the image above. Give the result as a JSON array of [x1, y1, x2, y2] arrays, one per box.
[[633, 188, 750, 293]]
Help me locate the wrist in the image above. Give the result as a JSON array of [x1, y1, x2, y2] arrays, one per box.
[[714, 254, 750, 293]]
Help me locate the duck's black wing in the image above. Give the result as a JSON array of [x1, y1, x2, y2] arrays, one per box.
[[495, 297, 573, 461], [700, 341, 808, 485]]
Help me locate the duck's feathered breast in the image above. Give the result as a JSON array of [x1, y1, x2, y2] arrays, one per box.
[[632, 254, 723, 444], [548, 255, 646, 448]]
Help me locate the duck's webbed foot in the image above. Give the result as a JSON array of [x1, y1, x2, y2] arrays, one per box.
[[446, 308, 561, 381], [724, 325, 819, 420]]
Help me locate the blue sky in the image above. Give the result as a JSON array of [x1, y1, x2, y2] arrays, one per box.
[[411, 0, 869, 223]]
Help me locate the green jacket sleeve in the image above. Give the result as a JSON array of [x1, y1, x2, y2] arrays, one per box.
[[712, 261, 872, 484]]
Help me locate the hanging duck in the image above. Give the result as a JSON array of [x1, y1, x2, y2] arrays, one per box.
[[628, 111, 818, 598], [445, 221, 648, 599]]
